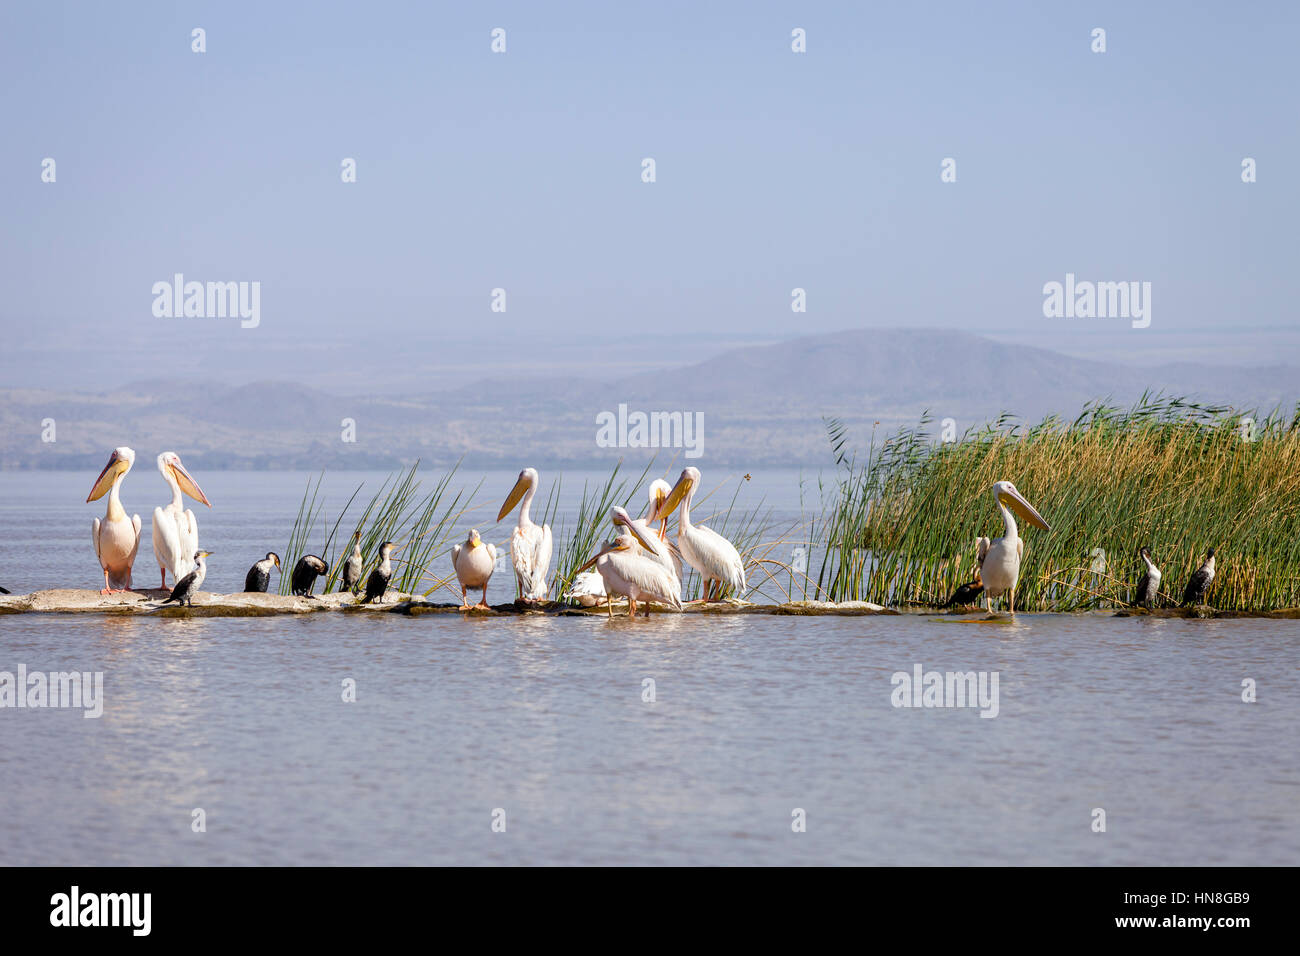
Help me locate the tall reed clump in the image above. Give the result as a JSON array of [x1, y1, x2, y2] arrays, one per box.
[[816, 395, 1300, 611], [280, 461, 476, 596]]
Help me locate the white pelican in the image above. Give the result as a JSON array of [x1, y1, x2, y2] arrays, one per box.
[[453, 529, 497, 608], [658, 467, 747, 602], [575, 530, 682, 618], [565, 570, 608, 607], [150, 451, 210, 589], [563, 481, 679, 607], [611, 504, 681, 585], [497, 467, 552, 602], [977, 480, 1051, 613], [86, 446, 142, 594]]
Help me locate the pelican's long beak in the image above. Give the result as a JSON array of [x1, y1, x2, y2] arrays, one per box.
[[575, 549, 606, 575], [86, 451, 125, 502], [657, 474, 693, 520], [497, 474, 530, 522], [624, 521, 657, 552], [170, 460, 211, 507], [1000, 487, 1050, 531]]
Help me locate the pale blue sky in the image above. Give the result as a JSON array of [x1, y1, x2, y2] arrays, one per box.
[[2, 0, 1296, 391]]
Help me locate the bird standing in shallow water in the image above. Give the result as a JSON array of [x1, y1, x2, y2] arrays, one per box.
[[1182, 547, 1216, 606], [575, 530, 682, 618], [360, 541, 397, 604], [243, 552, 280, 593], [291, 555, 329, 597], [976, 480, 1051, 613], [1135, 546, 1161, 608]]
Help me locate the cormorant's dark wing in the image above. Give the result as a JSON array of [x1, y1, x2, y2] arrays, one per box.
[[944, 581, 983, 607], [362, 568, 388, 603], [245, 565, 268, 592], [1182, 569, 1210, 605], [0, 586, 9, 594], [1135, 572, 1152, 606], [165, 567, 200, 603]]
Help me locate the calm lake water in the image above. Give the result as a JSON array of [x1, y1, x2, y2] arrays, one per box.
[[1, 470, 1297, 865]]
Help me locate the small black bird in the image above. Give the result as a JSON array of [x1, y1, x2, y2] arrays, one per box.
[[943, 575, 984, 608], [0, 586, 10, 594], [158, 550, 212, 607], [360, 541, 397, 605], [340, 532, 364, 593], [243, 552, 281, 593], [1134, 546, 1161, 608], [291, 554, 329, 598], [1182, 547, 1216, 606]]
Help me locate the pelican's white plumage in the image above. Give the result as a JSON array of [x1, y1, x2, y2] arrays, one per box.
[[86, 446, 142, 593], [977, 480, 1050, 613], [578, 532, 682, 617], [150, 451, 210, 588], [498, 467, 552, 602], [452, 529, 497, 608], [565, 570, 607, 607], [659, 467, 746, 602]]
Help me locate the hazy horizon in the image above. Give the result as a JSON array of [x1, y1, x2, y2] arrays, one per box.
[[4, 1, 1299, 396]]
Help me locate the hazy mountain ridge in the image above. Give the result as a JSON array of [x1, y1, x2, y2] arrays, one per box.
[[2, 329, 1296, 469]]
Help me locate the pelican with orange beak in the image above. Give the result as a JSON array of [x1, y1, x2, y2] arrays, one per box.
[[977, 480, 1051, 613], [574, 524, 682, 618], [86, 446, 142, 594], [497, 467, 552, 602], [656, 467, 747, 602], [150, 451, 211, 589]]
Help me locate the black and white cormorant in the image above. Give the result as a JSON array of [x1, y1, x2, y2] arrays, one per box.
[[291, 554, 329, 598], [243, 552, 281, 593], [1181, 547, 1216, 606], [1134, 546, 1161, 608], [360, 541, 396, 604], [157, 550, 211, 607], [340, 532, 364, 593]]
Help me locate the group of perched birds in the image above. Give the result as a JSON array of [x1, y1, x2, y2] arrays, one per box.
[[82, 453, 747, 614], [80, 451, 1213, 614], [452, 466, 747, 616], [942, 540, 1217, 610]]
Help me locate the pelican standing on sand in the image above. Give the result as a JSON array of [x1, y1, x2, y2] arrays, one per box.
[[452, 529, 496, 609], [976, 480, 1051, 614], [657, 467, 746, 602], [575, 528, 682, 618], [498, 467, 552, 603], [87, 446, 142, 594], [151, 452, 210, 589]]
